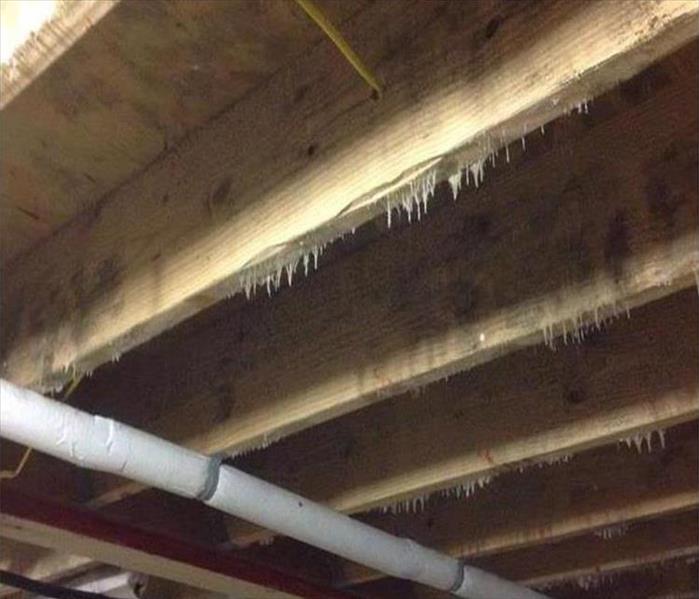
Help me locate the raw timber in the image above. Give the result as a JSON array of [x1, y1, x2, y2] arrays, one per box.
[[2, 0, 697, 392], [337, 420, 699, 585], [225, 290, 699, 545], [1, 1, 698, 598], [355, 513, 699, 598], [72, 42, 699, 509], [0, 0, 368, 264]]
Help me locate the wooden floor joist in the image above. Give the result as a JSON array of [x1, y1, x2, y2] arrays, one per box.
[[0, 0, 368, 265], [335, 420, 698, 585], [68, 44, 699, 510], [2, 0, 696, 394], [549, 558, 699, 599], [225, 289, 698, 544], [355, 512, 699, 598], [0, 0, 116, 109], [472, 511, 699, 591], [1, 3, 697, 598]]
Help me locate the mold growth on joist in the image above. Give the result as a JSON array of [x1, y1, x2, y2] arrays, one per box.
[[226, 97, 601, 310]]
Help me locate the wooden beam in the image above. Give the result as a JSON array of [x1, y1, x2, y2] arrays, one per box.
[[549, 557, 699, 599], [473, 511, 699, 590], [355, 512, 699, 598], [336, 421, 698, 584], [0, 490, 353, 599], [29, 41, 693, 511], [0, 540, 91, 598], [2, 0, 696, 392], [0, 0, 369, 265], [225, 289, 698, 544], [39, 39, 694, 510], [0, 1, 117, 108]]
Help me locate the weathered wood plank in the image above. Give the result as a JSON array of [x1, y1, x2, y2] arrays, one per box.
[[0, 0, 367, 264], [355, 513, 699, 598], [0, 1, 116, 108], [475, 511, 699, 590], [2, 0, 696, 392], [337, 421, 698, 585], [551, 557, 699, 599], [225, 289, 699, 544], [73, 44, 699, 508]]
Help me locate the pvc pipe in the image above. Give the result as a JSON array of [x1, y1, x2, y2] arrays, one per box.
[[0, 379, 547, 599], [0, 378, 212, 499], [208, 464, 460, 588]]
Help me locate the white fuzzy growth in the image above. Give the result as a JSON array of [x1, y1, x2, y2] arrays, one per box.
[[257, 535, 275, 546], [468, 159, 486, 189], [228, 430, 286, 459], [221, 113, 553, 326], [440, 474, 493, 501], [594, 523, 629, 540], [538, 453, 572, 467], [381, 494, 430, 515], [576, 99, 590, 115], [448, 172, 462, 201], [517, 453, 573, 474], [619, 428, 665, 454], [378, 473, 494, 515], [540, 301, 631, 350], [235, 241, 329, 300], [577, 573, 612, 591], [384, 169, 437, 228]]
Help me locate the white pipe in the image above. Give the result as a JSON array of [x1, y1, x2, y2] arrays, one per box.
[[0, 379, 547, 599]]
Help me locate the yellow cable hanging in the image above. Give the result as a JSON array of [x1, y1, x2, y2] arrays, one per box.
[[295, 0, 383, 97], [0, 374, 83, 481]]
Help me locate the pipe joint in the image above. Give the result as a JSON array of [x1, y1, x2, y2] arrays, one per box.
[[196, 454, 222, 501]]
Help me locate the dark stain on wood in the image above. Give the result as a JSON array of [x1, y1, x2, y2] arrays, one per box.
[[618, 62, 672, 106], [212, 176, 233, 206], [215, 383, 236, 422], [604, 211, 630, 283], [645, 139, 697, 232], [341, 438, 355, 460], [645, 175, 679, 229], [452, 278, 479, 319], [95, 257, 122, 296], [559, 232, 593, 283], [485, 16, 502, 40], [293, 84, 309, 104], [566, 387, 586, 405]]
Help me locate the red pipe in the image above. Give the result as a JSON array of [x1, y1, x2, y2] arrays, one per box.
[[0, 489, 355, 599]]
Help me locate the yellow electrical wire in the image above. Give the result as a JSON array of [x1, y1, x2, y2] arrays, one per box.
[[0, 373, 84, 481], [295, 0, 383, 97]]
